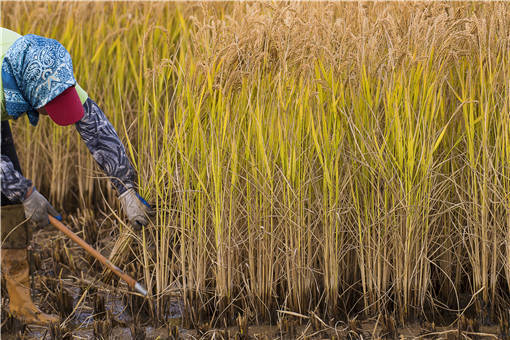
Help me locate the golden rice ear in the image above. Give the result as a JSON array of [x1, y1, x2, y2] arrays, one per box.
[[3, 2, 510, 331]]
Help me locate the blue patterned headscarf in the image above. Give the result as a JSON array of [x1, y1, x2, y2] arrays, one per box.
[[1, 34, 76, 126]]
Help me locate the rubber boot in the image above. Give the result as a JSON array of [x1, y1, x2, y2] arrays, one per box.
[[1, 248, 60, 325]]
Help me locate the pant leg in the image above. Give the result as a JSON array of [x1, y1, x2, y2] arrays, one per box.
[[1, 204, 31, 249], [1, 121, 30, 248]]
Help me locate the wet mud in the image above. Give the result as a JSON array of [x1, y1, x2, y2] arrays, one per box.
[[1, 215, 507, 339], [1, 214, 184, 340]]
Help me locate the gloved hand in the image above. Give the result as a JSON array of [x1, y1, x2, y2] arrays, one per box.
[[22, 186, 62, 227], [119, 188, 151, 229]]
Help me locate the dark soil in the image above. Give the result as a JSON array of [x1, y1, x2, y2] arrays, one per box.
[[0, 213, 506, 339]]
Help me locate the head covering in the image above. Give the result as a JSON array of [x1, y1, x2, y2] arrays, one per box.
[[1, 34, 82, 126]]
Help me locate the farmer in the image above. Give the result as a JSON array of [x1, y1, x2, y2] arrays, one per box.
[[0, 27, 151, 325]]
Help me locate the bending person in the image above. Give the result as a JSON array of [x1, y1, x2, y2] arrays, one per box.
[[0, 27, 150, 325]]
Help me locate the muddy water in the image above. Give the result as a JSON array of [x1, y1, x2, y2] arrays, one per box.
[[1, 274, 185, 339], [1, 220, 505, 339], [1, 221, 185, 340]]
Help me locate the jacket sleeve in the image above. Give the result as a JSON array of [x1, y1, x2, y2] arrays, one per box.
[[75, 98, 137, 195], [0, 155, 32, 202]]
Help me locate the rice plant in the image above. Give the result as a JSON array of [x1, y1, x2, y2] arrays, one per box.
[[2, 1, 510, 326]]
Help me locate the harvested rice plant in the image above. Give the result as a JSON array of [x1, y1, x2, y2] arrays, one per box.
[[2, 1, 510, 338]]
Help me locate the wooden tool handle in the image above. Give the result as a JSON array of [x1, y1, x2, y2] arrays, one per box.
[[48, 215, 139, 291]]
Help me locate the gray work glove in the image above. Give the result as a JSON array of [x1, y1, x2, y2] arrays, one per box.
[[22, 187, 62, 227], [119, 188, 151, 229]]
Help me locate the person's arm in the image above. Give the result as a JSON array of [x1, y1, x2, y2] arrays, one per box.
[[0, 155, 32, 202], [75, 98, 150, 227], [1, 155, 60, 226], [75, 98, 136, 195]]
